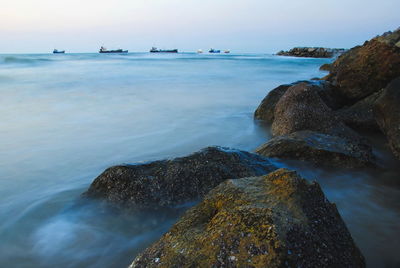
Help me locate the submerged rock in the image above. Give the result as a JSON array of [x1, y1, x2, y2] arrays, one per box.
[[255, 131, 375, 168], [326, 29, 400, 103], [271, 82, 360, 140], [83, 147, 276, 209], [335, 89, 382, 131], [277, 47, 346, 58], [130, 169, 365, 268], [374, 77, 400, 160]]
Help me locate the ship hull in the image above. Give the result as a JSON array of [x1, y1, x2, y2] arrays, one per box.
[[99, 50, 128, 53], [150, 49, 178, 53]]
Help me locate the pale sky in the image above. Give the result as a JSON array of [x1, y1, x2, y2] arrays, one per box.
[[0, 0, 398, 53]]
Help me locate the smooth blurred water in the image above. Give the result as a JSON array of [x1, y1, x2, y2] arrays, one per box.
[[0, 53, 398, 267]]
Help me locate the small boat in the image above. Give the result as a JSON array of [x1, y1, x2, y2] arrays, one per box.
[[99, 46, 128, 53], [224, 50, 230, 54], [53, 49, 65, 54], [197, 49, 203, 53], [150, 47, 178, 53], [209, 49, 221, 53]]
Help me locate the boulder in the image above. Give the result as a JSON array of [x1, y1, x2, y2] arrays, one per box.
[[130, 169, 365, 268], [254, 81, 340, 124], [255, 131, 376, 168], [271, 82, 360, 141], [83, 147, 276, 209], [374, 77, 400, 160], [335, 89, 382, 131], [326, 29, 400, 103]]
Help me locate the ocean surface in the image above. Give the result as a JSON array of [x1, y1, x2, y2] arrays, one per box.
[[0, 53, 399, 268]]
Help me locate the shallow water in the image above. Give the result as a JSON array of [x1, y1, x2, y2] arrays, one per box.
[[0, 53, 398, 267]]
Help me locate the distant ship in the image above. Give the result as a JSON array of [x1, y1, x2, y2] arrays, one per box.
[[150, 47, 178, 53], [197, 49, 203, 53], [99, 46, 128, 53], [53, 49, 65, 54], [224, 50, 230, 54], [209, 49, 221, 53]]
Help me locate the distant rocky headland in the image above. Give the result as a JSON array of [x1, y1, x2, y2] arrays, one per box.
[[82, 28, 400, 267], [277, 47, 346, 58]]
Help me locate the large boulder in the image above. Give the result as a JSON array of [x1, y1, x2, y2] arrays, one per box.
[[271, 82, 360, 141], [374, 77, 400, 160], [130, 169, 365, 268], [83, 147, 276, 209], [335, 89, 382, 131], [254, 81, 340, 124], [326, 29, 400, 103], [255, 131, 376, 168]]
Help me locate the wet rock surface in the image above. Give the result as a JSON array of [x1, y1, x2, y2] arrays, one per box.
[[277, 47, 346, 58], [255, 131, 376, 168], [254, 81, 340, 124], [83, 146, 276, 209], [130, 169, 365, 268], [374, 77, 400, 160], [335, 89, 382, 131], [271, 82, 360, 141], [326, 29, 400, 103]]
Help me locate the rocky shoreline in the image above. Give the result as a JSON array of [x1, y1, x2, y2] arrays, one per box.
[[83, 28, 400, 267], [276, 47, 346, 58]]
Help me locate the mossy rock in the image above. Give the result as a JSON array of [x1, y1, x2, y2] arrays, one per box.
[[130, 169, 365, 268]]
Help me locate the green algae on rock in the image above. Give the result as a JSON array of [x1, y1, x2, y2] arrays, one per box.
[[83, 146, 276, 209], [255, 130, 376, 168], [130, 169, 365, 268]]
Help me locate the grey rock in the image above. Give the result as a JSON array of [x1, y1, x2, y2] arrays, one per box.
[[255, 130, 376, 168], [83, 146, 276, 209]]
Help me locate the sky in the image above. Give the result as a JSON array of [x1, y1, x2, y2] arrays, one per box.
[[0, 0, 399, 53]]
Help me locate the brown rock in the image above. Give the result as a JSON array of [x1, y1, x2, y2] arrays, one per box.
[[335, 89, 383, 131], [326, 29, 400, 103], [255, 130, 376, 168], [130, 169, 365, 268], [271, 82, 360, 141], [374, 77, 400, 160]]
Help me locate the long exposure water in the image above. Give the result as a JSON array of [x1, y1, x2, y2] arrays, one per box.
[[0, 53, 398, 267]]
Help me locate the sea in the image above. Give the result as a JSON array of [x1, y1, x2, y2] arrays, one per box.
[[0, 53, 399, 267]]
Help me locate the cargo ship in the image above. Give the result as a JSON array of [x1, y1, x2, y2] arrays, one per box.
[[209, 49, 221, 53], [99, 46, 128, 53], [150, 47, 178, 53]]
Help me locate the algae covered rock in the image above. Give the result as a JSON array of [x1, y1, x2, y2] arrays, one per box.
[[83, 146, 276, 209], [326, 29, 400, 103], [255, 131, 375, 168], [374, 77, 400, 160], [271, 82, 359, 141], [130, 169, 365, 268]]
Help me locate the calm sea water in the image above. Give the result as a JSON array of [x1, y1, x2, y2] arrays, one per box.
[[0, 53, 398, 267]]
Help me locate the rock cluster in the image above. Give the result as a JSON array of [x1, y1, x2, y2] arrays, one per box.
[[130, 169, 365, 268], [79, 27, 400, 268], [277, 47, 346, 58], [256, 28, 400, 163]]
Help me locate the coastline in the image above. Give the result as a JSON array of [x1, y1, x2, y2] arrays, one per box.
[[81, 28, 400, 267]]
